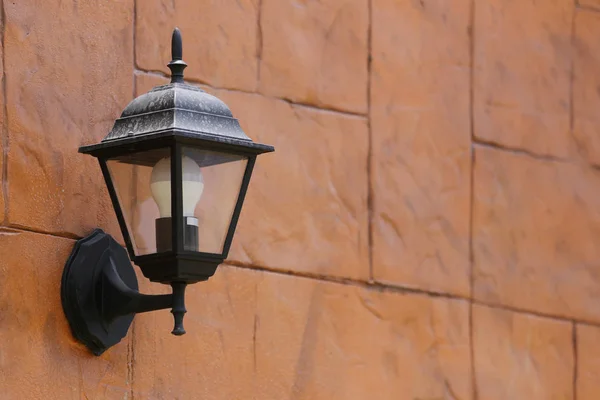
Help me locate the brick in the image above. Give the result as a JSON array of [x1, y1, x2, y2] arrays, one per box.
[[135, 71, 369, 280], [473, 305, 574, 400], [221, 91, 369, 280], [259, 0, 368, 114], [136, 0, 259, 92], [473, 147, 600, 321], [4, 0, 133, 239], [0, 230, 130, 398], [133, 265, 472, 399], [371, 0, 471, 296], [474, 0, 573, 158], [573, 10, 600, 166], [577, 324, 600, 399]]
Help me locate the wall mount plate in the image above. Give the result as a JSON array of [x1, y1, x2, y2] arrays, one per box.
[[61, 229, 138, 355]]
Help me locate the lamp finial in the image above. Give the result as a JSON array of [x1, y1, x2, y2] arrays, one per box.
[[168, 27, 187, 83]]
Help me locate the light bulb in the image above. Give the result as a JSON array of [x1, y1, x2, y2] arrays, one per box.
[[150, 156, 204, 218]]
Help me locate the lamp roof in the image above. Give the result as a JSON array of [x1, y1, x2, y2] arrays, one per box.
[[103, 81, 249, 142], [80, 28, 274, 155]]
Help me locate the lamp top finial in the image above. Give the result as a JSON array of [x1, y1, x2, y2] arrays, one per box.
[[171, 27, 182, 60], [168, 27, 187, 83]]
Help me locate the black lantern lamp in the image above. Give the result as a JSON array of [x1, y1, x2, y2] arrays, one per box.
[[61, 28, 274, 355]]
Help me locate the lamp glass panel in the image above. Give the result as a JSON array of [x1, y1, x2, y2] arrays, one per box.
[[106, 148, 172, 255], [182, 147, 248, 254]]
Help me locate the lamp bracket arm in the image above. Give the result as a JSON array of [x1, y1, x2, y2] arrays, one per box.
[[100, 259, 187, 335], [100, 260, 172, 320]]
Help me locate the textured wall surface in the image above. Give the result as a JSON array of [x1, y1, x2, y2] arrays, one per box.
[[0, 0, 598, 399]]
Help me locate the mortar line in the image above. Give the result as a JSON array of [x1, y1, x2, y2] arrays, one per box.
[[366, 0, 374, 282], [133, 68, 369, 119], [473, 140, 570, 163], [227, 260, 470, 300], [1, 0, 8, 225], [127, 332, 134, 400], [129, 320, 136, 400], [573, 322, 578, 400], [570, 6, 576, 135], [256, 0, 263, 90], [130, 3, 137, 398], [468, 0, 477, 397], [475, 140, 600, 175], [472, 299, 600, 327], [569, 3, 579, 157], [280, 98, 368, 119], [576, 3, 600, 12], [570, 8, 579, 400], [133, 0, 138, 70], [5, 223, 83, 240], [135, 68, 211, 86]]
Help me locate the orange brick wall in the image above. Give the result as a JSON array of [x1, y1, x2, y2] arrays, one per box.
[[0, 0, 598, 399]]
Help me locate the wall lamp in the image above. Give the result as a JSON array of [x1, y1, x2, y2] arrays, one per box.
[[61, 28, 274, 355]]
